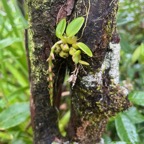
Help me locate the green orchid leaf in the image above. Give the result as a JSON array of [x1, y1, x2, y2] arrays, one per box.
[[72, 50, 81, 64], [79, 60, 89, 66], [76, 42, 93, 57], [56, 18, 66, 38], [66, 17, 84, 37]]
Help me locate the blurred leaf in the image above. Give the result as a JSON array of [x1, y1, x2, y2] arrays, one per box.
[[11, 139, 26, 144], [8, 86, 29, 100], [76, 42, 93, 57], [139, 43, 144, 63], [6, 62, 28, 86], [0, 0, 31, 142], [0, 38, 21, 50], [0, 102, 30, 130], [120, 34, 132, 53], [66, 17, 84, 37], [132, 43, 144, 64], [0, 86, 29, 107], [128, 91, 144, 106], [56, 18, 66, 38], [132, 45, 141, 63], [59, 111, 70, 136], [13, 0, 28, 29], [0, 99, 7, 109], [124, 107, 144, 124], [103, 134, 112, 144], [110, 142, 127, 144], [0, 132, 13, 142], [1, 0, 19, 37], [115, 113, 140, 143], [140, 43, 144, 56]]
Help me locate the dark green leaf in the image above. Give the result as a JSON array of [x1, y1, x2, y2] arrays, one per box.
[[115, 113, 140, 143], [66, 17, 84, 37], [76, 42, 93, 57], [0, 102, 30, 130], [128, 91, 144, 106], [56, 18, 66, 38]]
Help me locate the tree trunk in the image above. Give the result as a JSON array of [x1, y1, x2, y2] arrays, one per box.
[[27, 0, 131, 143]]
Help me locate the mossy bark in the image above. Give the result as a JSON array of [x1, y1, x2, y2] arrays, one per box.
[[27, 0, 66, 143], [27, 0, 131, 143]]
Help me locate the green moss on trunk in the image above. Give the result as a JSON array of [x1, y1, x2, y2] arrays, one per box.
[[27, 0, 66, 143]]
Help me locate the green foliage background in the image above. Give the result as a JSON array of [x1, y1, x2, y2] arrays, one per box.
[[0, 0, 144, 143]]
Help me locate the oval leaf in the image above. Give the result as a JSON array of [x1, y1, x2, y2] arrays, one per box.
[[128, 91, 144, 106], [0, 102, 30, 130], [115, 113, 140, 144], [56, 18, 66, 38], [66, 17, 84, 37], [76, 42, 93, 57]]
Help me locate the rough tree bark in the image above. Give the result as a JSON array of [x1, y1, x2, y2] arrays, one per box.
[[27, 0, 131, 143]]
